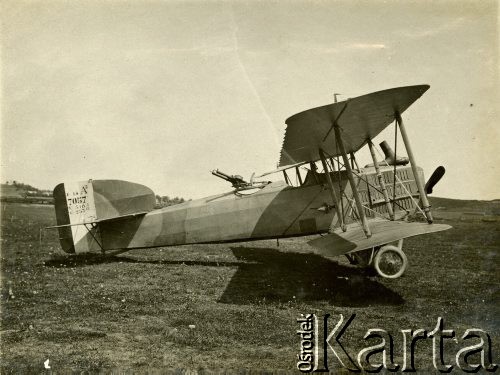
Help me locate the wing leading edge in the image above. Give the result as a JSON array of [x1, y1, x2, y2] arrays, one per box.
[[279, 85, 430, 167]]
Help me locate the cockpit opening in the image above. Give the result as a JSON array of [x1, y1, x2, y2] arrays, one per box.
[[282, 160, 354, 188]]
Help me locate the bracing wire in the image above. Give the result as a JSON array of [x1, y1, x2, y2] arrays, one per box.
[[374, 147, 426, 217]]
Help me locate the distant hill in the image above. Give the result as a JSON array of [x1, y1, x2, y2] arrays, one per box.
[[429, 196, 500, 215], [1, 182, 53, 204], [428, 196, 500, 222], [0, 182, 188, 208], [0, 184, 25, 199]]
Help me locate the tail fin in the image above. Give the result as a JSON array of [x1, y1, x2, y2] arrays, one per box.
[[53, 180, 155, 253]]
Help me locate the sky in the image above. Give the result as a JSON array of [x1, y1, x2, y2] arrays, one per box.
[[1, 0, 498, 200]]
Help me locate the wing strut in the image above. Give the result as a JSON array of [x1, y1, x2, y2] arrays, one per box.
[[395, 112, 433, 223], [319, 148, 346, 232], [333, 124, 372, 238], [322, 100, 349, 142], [367, 140, 395, 220]]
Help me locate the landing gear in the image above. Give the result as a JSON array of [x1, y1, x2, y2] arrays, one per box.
[[346, 240, 408, 279], [373, 245, 408, 279]]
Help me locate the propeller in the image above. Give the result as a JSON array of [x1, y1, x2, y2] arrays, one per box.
[[425, 166, 445, 194]]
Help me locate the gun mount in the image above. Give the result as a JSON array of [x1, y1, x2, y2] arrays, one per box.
[[211, 169, 249, 189]]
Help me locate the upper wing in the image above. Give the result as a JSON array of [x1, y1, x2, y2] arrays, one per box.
[[279, 85, 430, 167]]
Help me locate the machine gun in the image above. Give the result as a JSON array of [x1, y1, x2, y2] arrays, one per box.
[[211, 169, 250, 189]]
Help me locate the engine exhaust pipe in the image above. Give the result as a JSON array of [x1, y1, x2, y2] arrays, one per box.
[[365, 140, 409, 167], [379, 141, 409, 166]]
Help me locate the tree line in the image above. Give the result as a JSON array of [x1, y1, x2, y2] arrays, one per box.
[[155, 195, 187, 208]]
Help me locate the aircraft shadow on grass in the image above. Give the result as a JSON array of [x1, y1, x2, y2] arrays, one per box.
[[44, 246, 403, 307], [218, 247, 404, 307]]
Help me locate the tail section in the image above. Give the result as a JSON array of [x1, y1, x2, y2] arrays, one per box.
[[53, 180, 155, 253]]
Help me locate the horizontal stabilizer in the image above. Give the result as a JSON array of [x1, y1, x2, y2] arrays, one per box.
[[308, 219, 451, 257], [46, 211, 149, 229]]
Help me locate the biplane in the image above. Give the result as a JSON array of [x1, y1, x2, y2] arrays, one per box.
[[48, 85, 451, 278]]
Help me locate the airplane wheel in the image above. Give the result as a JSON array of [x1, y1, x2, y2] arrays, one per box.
[[373, 245, 408, 279]]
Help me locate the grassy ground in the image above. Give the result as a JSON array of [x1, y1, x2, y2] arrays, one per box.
[[1, 202, 499, 373]]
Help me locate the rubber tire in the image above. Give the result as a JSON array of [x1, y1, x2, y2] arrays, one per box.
[[373, 245, 408, 279]]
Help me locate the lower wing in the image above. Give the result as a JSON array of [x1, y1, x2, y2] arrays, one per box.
[[308, 218, 451, 257]]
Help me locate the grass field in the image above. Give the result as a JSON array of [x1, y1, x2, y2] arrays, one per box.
[[1, 202, 499, 373]]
